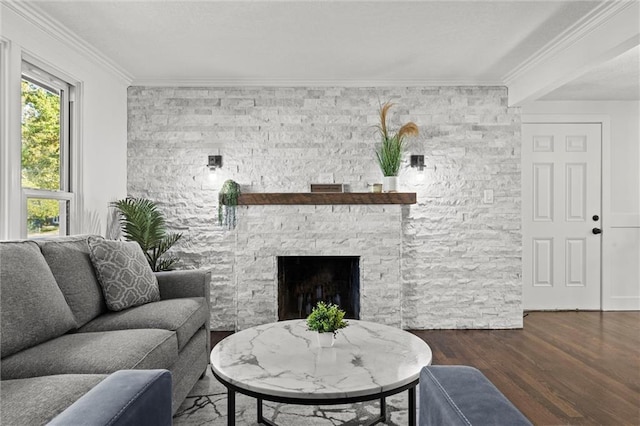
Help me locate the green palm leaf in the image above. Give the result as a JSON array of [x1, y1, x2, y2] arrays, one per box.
[[112, 198, 182, 271]]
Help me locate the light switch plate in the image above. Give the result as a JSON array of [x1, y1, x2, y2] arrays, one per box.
[[483, 189, 494, 204]]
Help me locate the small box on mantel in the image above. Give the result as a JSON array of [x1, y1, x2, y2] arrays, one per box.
[[310, 184, 344, 193]]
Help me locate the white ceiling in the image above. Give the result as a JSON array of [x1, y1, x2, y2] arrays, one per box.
[[541, 44, 640, 101], [23, 1, 640, 101]]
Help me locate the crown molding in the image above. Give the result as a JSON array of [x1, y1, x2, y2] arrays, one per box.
[[130, 77, 506, 88], [2, 0, 133, 84], [503, 0, 637, 85]]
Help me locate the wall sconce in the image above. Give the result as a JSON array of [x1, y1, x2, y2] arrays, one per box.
[[208, 155, 223, 170], [410, 155, 425, 171]]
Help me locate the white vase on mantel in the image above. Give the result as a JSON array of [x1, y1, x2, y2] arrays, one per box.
[[316, 332, 335, 348], [383, 176, 398, 193]]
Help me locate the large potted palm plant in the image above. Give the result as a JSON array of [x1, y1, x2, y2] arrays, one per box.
[[112, 197, 182, 271], [375, 101, 419, 192]]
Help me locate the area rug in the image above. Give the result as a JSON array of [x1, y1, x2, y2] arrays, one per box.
[[173, 369, 419, 425]]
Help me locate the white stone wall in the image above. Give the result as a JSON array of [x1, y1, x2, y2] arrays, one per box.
[[127, 86, 522, 330]]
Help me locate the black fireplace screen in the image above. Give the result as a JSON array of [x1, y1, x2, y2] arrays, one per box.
[[277, 256, 360, 321]]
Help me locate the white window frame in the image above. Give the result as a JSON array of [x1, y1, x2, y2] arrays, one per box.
[[0, 46, 84, 240], [20, 61, 75, 237], [0, 37, 19, 240], [0, 46, 83, 240]]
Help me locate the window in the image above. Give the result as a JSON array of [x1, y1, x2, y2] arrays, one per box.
[[21, 62, 74, 238]]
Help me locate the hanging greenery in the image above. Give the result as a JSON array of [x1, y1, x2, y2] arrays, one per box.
[[218, 179, 241, 229]]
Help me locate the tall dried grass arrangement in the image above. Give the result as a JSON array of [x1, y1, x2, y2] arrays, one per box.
[[375, 101, 419, 176]]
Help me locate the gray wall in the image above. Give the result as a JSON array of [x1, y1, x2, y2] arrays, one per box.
[[127, 86, 522, 330]]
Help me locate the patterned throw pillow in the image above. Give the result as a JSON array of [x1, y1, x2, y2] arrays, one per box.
[[87, 236, 160, 311]]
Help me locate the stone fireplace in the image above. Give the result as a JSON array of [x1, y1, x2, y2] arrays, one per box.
[[234, 203, 404, 330], [278, 255, 360, 320]]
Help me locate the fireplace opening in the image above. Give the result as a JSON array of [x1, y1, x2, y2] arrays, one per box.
[[278, 256, 360, 321]]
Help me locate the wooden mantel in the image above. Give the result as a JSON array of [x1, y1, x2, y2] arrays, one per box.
[[237, 192, 416, 205]]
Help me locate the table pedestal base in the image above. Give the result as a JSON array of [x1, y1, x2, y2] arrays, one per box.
[[223, 384, 417, 426]]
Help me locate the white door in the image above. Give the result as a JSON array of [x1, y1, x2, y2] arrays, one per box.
[[522, 123, 602, 310]]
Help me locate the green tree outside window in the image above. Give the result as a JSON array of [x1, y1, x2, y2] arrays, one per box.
[[21, 79, 63, 234]]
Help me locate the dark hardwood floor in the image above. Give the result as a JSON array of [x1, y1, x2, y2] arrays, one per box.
[[412, 312, 640, 425], [211, 311, 640, 425]]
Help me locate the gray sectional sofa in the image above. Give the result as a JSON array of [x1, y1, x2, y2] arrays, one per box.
[[0, 235, 211, 425]]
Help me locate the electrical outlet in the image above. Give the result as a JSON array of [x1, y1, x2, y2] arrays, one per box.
[[483, 189, 494, 204]]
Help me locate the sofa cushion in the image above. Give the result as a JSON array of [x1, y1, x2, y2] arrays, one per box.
[[0, 329, 178, 379], [0, 241, 77, 358], [87, 236, 160, 311], [0, 374, 107, 426], [36, 236, 107, 327], [79, 297, 208, 351]]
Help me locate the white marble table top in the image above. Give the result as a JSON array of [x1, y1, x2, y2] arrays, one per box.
[[210, 320, 432, 400]]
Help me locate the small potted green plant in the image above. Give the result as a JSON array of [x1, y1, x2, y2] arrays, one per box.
[[306, 302, 348, 347]]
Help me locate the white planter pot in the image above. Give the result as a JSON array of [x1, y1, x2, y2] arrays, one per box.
[[316, 332, 335, 348], [383, 176, 398, 193]]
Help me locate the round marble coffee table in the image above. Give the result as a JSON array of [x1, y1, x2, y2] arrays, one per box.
[[210, 319, 432, 425]]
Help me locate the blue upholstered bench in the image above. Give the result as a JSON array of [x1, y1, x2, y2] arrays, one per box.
[[419, 365, 532, 426]]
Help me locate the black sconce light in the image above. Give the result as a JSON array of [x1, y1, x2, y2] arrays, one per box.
[[410, 155, 425, 171], [208, 155, 223, 170]]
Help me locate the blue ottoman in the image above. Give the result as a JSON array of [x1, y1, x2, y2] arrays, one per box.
[[419, 365, 532, 426]]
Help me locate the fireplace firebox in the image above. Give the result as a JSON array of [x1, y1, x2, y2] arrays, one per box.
[[277, 256, 360, 321]]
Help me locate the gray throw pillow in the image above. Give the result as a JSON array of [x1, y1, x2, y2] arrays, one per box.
[[87, 236, 160, 311]]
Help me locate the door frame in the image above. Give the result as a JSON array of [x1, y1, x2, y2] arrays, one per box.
[[522, 114, 611, 310]]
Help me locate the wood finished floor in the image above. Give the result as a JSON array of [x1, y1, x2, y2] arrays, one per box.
[[211, 311, 640, 425]]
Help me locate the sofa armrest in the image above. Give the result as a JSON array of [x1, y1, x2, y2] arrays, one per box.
[[47, 369, 172, 426], [156, 269, 211, 354], [155, 269, 211, 300], [419, 365, 532, 426]]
